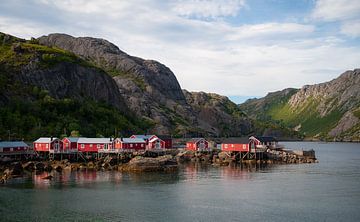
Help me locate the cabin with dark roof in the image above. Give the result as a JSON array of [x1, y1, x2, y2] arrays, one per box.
[[62, 137, 80, 153], [130, 134, 172, 149], [186, 138, 209, 151], [220, 137, 256, 152], [0, 141, 30, 155]]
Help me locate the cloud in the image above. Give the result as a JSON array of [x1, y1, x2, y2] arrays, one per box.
[[311, 0, 360, 38], [340, 19, 360, 37], [171, 0, 246, 19], [0, 0, 359, 100], [312, 0, 360, 21]]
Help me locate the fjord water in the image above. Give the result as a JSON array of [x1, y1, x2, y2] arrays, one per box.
[[1, 142, 359, 222]]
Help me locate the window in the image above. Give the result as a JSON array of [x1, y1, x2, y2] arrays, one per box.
[[231, 144, 234, 147], [46, 144, 49, 148], [90, 144, 93, 148], [97, 144, 100, 148], [65, 143, 69, 148], [81, 144, 84, 149], [141, 144, 144, 147], [225, 144, 228, 148], [130, 144, 133, 148], [243, 145, 246, 149]]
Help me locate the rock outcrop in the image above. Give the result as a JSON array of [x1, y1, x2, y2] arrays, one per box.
[[183, 90, 253, 136], [240, 69, 360, 141]]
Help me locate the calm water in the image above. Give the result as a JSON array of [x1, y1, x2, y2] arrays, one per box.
[[1, 142, 360, 222]]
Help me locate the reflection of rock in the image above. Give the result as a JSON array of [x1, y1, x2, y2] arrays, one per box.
[[42, 175, 53, 180], [119, 155, 178, 172]]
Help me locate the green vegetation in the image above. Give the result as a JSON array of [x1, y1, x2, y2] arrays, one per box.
[[0, 90, 152, 141]]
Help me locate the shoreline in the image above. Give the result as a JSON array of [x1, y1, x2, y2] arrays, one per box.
[[1, 149, 317, 184]]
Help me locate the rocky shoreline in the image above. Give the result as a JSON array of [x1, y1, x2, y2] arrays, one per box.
[[0, 149, 317, 184]]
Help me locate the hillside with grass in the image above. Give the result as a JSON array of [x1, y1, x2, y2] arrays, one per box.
[[240, 69, 360, 141]]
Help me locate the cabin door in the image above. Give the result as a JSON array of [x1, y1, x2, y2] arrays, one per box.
[[54, 142, 59, 152], [199, 141, 205, 151], [155, 140, 161, 149]]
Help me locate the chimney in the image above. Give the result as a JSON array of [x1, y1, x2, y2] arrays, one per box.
[[51, 136, 53, 141]]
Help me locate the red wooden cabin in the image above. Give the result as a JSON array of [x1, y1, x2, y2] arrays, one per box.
[[157, 135, 173, 149], [130, 135, 170, 149], [34, 137, 62, 153], [249, 136, 278, 149], [221, 137, 256, 152], [62, 137, 80, 153], [114, 138, 146, 151], [0, 141, 30, 155], [186, 138, 209, 151], [77, 138, 114, 153]]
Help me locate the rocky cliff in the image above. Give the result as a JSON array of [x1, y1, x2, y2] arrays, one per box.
[[240, 69, 360, 141], [183, 90, 253, 136], [38, 34, 197, 135], [0, 32, 258, 139]]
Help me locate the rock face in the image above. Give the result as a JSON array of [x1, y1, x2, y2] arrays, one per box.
[[38, 34, 197, 135], [183, 90, 253, 136], [118, 155, 178, 172], [16, 61, 128, 112], [240, 69, 360, 141]]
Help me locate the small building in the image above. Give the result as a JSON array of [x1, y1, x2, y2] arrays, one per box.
[[114, 138, 146, 151], [34, 137, 62, 153], [77, 138, 114, 153], [0, 141, 30, 155], [249, 136, 278, 149], [220, 137, 256, 152], [186, 138, 209, 151], [157, 135, 173, 149], [130, 134, 170, 149], [62, 137, 80, 153]]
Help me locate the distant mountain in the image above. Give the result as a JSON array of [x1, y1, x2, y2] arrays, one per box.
[[1, 32, 268, 140], [240, 69, 360, 141]]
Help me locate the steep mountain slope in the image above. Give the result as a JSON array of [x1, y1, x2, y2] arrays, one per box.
[[38, 34, 197, 135], [0, 32, 259, 139], [183, 90, 253, 136], [240, 69, 360, 141], [0, 33, 148, 140]]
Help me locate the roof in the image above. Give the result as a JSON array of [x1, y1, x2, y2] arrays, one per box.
[[63, 137, 80, 142], [221, 137, 249, 144], [121, 138, 146, 143], [251, 136, 278, 142], [187, 138, 206, 143], [0, 141, 29, 148], [34, 137, 59, 143], [77, 138, 113, 144], [132, 135, 156, 140]]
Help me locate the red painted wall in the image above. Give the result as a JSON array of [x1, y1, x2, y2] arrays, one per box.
[[221, 143, 249, 152], [34, 139, 62, 152], [2, 146, 28, 153], [186, 140, 209, 151], [62, 138, 78, 151], [77, 143, 113, 152], [120, 142, 145, 150]]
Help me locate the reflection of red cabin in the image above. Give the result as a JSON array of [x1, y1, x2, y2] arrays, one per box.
[[114, 138, 146, 151], [62, 137, 79, 153], [77, 138, 113, 153], [186, 138, 209, 151], [130, 135, 172, 149], [221, 137, 256, 152], [34, 137, 62, 152], [0, 141, 30, 155]]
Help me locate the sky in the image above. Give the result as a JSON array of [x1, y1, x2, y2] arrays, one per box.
[[0, 0, 359, 103]]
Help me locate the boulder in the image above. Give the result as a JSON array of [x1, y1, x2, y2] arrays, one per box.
[[119, 155, 178, 172], [22, 162, 35, 171]]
